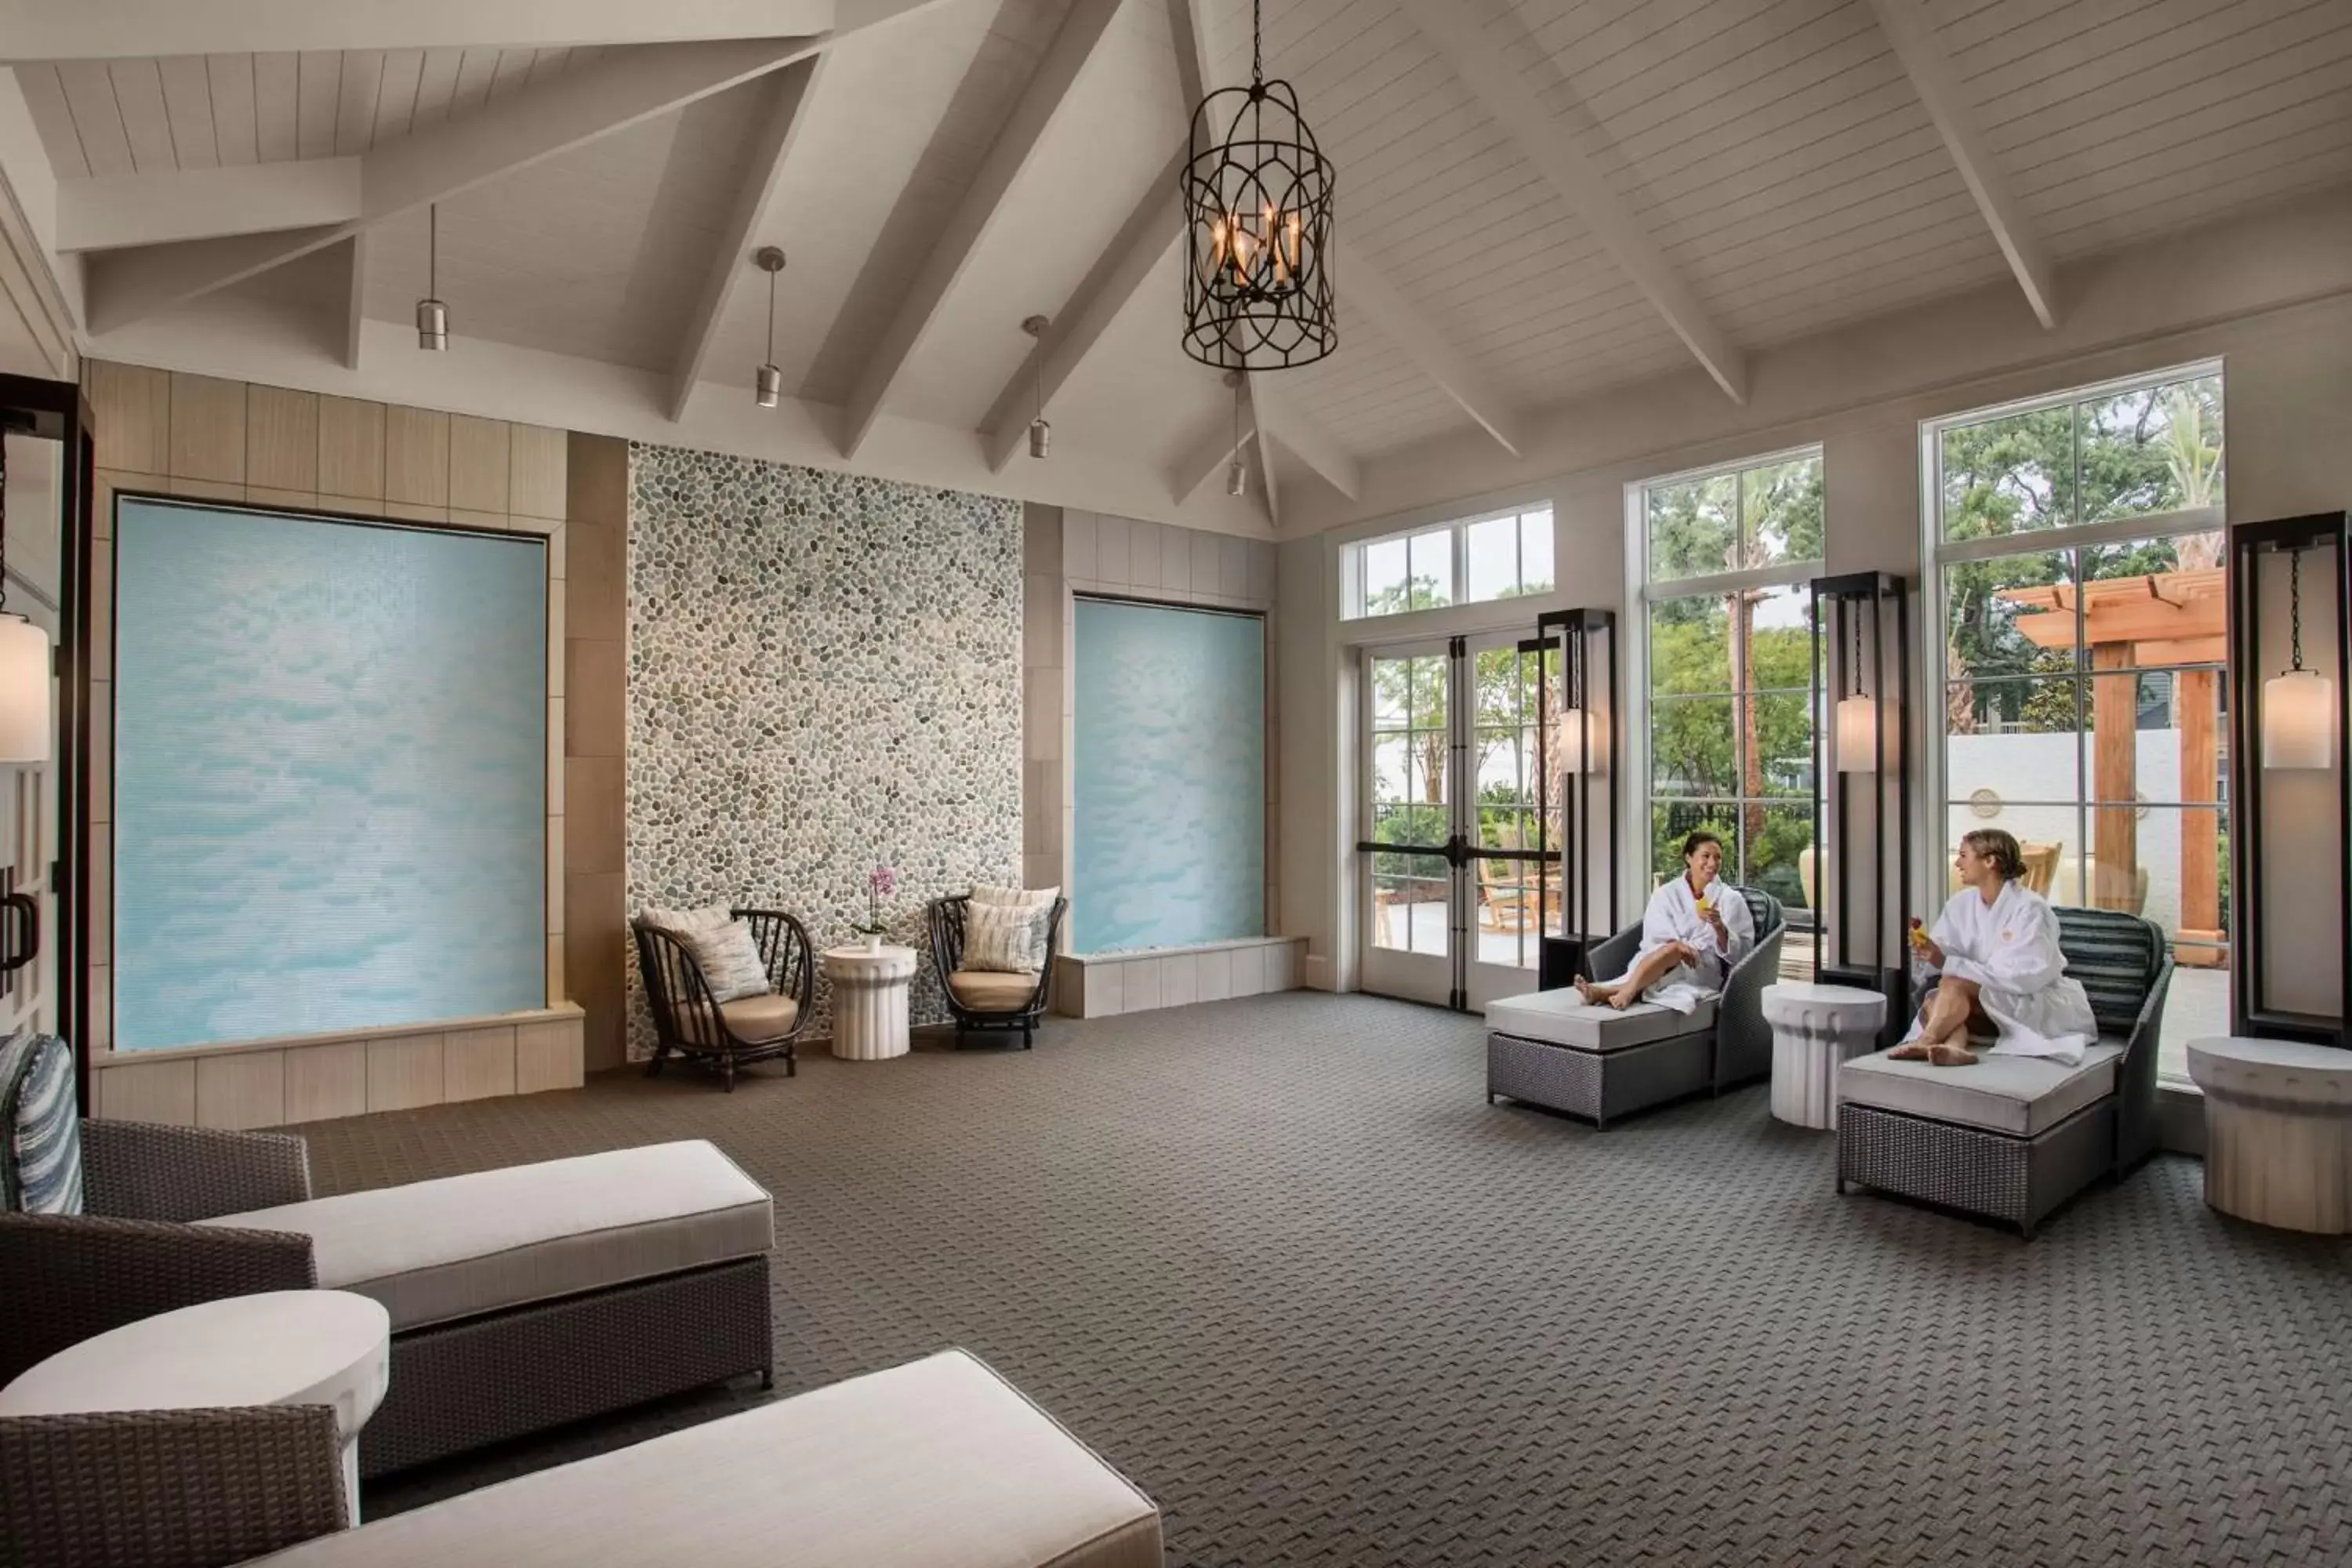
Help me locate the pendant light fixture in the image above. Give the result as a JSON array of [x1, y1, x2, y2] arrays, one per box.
[[2263, 546, 2337, 770], [0, 431, 50, 763], [416, 204, 448, 350], [1022, 315, 1051, 458], [1181, 0, 1336, 372], [753, 246, 786, 408], [1225, 372, 1247, 498], [1835, 605, 1878, 772]]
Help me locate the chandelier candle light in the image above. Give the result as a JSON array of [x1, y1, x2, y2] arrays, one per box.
[[1181, 0, 1336, 372]]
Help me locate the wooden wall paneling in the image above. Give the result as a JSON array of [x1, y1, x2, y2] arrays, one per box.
[[195, 1049, 286, 1130], [246, 384, 320, 491], [447, 415, 510, 513], [365, 1033, 445, 1111], [87, 362, 170, 474], [283, 1040, 368, 1123], [515, 1017, 585, 1093], [318, 395, 386, 499], [169, 373, 248, 482], [383, 405, 449, 506], [443, 1025, 517, 1101], [167, 477, 245, 503], [247, 486, 321, 512], [509, 424, 567, 519], [96, 1058, 194, 1123]]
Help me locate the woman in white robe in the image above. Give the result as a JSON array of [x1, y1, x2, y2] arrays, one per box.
[[1573, 830, 1755, 1013], [1895, 827, 2098, 1066]]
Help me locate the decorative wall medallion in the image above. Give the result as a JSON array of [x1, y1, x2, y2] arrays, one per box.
[[1968, 788, 2002, 818]]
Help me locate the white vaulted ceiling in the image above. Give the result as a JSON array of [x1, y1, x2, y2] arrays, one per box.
[[4, 0, 2350, 532]]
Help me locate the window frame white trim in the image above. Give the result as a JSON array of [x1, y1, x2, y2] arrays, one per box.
[[1341, 499, 1559, 622]]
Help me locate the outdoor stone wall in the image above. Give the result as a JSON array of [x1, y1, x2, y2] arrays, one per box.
[[626, 442, 1022, 1051]]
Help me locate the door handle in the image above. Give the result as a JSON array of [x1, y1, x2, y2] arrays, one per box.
[[1, 890, 38, 974]]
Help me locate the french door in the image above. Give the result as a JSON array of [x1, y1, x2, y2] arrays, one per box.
[[1358, 633, 1556, 1011]]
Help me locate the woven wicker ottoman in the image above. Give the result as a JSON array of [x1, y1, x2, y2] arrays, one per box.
[[246, 1349, 1163, 1568], [1485, 989, 1719, 1128]]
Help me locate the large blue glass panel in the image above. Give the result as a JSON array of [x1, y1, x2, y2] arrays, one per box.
[[1071, 598, 1264, 953], [114, 500, 546, 1050]]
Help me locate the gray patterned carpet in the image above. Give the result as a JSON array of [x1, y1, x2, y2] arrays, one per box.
[[301, 993, 2352, 1566]]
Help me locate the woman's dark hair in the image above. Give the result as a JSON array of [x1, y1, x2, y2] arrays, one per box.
[[1961, 828, 2023, 880], [1681, 829, 1724, 862]]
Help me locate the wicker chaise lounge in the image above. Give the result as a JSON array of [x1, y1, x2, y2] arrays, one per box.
[[1484, 887, 1787, 1127], [0, 1117, 775, 1483], [1835, 906, 2172, 1238]]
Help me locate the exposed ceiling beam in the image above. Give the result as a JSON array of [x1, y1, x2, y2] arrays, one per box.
[[979, 151, 1181, 474], [840, 0, 1123, 459], [1334, 237, 1525, 456], [1167, 394, 1254, 505], [1250, 379, 1358, 500], [0, 1, 841, 60], [57, 160, 362, 252], [1397, 0, 1748, 404], [665, 56, 826, 420], [1865, 0, 2060, 330], [82, 37, 819, 335]]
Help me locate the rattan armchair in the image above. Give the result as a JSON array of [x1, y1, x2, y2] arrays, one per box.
[[0, 1121, 341, 1568], [633, 907, 815, 1091], [925, 895, 1067, 1049]]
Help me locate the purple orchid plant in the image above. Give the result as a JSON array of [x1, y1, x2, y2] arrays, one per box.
[[851, 863, 897, 937]]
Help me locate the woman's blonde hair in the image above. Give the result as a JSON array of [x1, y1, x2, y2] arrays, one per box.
[[1960, 828, 2024, 880]]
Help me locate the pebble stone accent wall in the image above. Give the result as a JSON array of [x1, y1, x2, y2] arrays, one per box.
[[626, 442, 1024, 1052]]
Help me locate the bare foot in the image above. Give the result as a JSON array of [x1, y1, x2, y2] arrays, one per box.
[[1926, 1042, 1979, 1066], [1604, 989, 1635, 1011], [1572, 977, 1601, 1005], [1889, 1041, 1932, 1061]]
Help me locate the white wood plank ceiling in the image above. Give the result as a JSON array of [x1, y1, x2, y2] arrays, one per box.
[[10, 0, 2352, 519]]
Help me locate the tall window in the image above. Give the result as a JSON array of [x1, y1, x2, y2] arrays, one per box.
[[1926, 364, 2226, 1083], [1347, 505, 1554, 619], [1633, 449, 1824, 913]]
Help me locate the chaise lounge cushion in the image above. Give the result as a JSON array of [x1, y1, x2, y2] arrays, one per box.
[[249, 1348, 1162, 1568], [1838, 1042, 2124, 1137], [949, 969, 1039, 1012], [199, 1140, 771, 1331], [1484, 988, 1716, 1053]]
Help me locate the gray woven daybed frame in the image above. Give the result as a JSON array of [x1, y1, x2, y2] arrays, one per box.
[[1487, 887, 1787, 1128], [1835, 906, 2172, 1239], [0, 1120, 774, 1499]]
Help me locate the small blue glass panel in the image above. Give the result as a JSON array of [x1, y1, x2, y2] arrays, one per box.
[[1071, 598, 1264, 953], [113, 500, 546, 1050]]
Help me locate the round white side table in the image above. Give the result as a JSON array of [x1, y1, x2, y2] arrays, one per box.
[[1762, 982, 1889, 1131], [0, 1289, 390, 1526], [2185, 1035, 2352, 1234], [824, 943, 917, 1059]]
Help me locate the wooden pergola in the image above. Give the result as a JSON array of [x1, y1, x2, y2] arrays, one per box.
[[1997, 567, 2225, 963]]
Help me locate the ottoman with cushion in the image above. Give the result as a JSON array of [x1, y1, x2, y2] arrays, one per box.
[[1835, 906, 2172, 1238], [0, 1105, 776, 1483], [1486, 886, 1786, 1128]]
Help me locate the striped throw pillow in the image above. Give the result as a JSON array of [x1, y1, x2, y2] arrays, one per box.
[[964, 902, 1048, 975], [644, 906, 772, 1003], [2, 1033, 82, 1215]]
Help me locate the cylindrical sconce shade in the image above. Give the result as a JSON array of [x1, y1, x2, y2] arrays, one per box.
[[1556, 707, 1586, 774], [754, 362, 782, 408], [1029, 417, 1051, 459], [1835, 694, 1878, 772], [2263, 667, 2337, 770], [416, 297, 448, 350], [0, 616, 51, 762]]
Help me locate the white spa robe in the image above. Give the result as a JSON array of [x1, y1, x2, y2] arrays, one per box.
[[1595, 877, 1755, 1013], [1904, 880, 2098, 1065]]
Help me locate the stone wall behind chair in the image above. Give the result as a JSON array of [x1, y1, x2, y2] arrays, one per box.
[[626, 442, 1022, 1051]]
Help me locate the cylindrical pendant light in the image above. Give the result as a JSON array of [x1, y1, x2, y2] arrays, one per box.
[[416, 204, 448, 350], [753, 246, 787, 408], [2264, 547, 2337, 769], [1835, 604, 1878, 772], [1021, 314, 1051, 458], [0, 437, 50, 763], [1225, 372, 1247, 498], [1555, 709, 1586, 775]]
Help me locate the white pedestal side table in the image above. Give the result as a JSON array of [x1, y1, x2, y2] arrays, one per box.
[[1762, 982, 1889, 1130], [824, 943, 917, 1059], [2185, 1036, 2352, 1234], [0, 1288, 390, 1525]]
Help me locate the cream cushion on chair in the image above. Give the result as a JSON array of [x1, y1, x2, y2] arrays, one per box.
[[1484, 988, 1716, 1053], [1838, 1044, 2123, 1137], [949, 970, 1038, 1012], [248, 1348, 1162, 1568], [717, 993, 800, 1040], [200, 1141, 773, 1331]]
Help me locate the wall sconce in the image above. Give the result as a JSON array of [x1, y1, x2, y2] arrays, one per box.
[[1535, 607, 1617, 990], [2263, 549, 2336, 770], [1555, 707, 1586, 775], [1809, 571, 1912, 1029], [0, 431, 49, 763]]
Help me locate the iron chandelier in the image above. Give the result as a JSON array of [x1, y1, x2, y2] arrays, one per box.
[[1181, 0, 1335, 372]]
